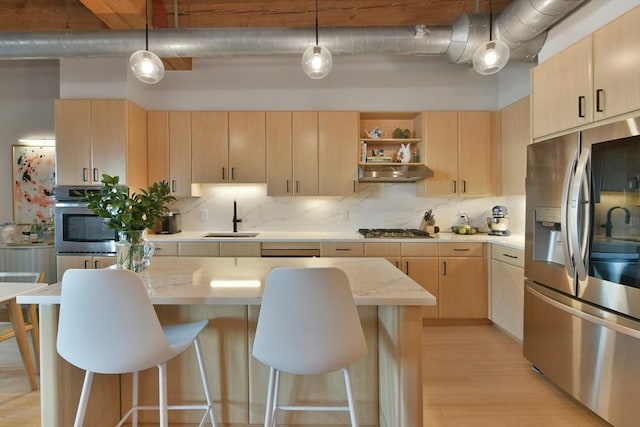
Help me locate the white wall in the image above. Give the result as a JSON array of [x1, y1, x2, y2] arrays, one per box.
[[0, 60, 59, 224]]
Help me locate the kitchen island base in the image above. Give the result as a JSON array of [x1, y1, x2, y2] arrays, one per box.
[[26, 257, 433, 426]]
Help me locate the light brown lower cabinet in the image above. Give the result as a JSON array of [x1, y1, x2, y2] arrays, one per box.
[[56, 255, 117, 281], [364, 241, 487, 320]]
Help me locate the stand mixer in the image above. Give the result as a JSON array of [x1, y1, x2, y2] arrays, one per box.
[[487, 205, 510, 236]]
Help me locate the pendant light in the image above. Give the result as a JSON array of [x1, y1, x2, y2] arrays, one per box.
[[129, 0, 165, 84], [472, 0, 509, 75], [302, 0, 332, 79]]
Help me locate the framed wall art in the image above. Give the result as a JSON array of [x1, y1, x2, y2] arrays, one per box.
[[12, 145, 56, 225]]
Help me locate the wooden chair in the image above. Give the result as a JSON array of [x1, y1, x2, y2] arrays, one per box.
[[0, 271, 45, 391]]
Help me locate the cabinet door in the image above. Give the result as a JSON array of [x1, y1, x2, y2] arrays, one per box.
[[169, 112, 192, 196], [266, 112, 293, 196], [55, 99, 91, 185], [439, 257, 487, 319], [423, 111, 458, 197], [229, 111, 266, 183], [91, 100, 127, 184], [491, 259, 524, 341], [147, 111, 170, 184], [458, 111, 493, 196], [500, 97, 530, 196], [293, 111, 319, 196], [318, 111, 358, 196], [404, 257, 439, 319], [531, 35, 593, 138], [124, 101, 148, 193], [593, 6, 640, 121], [192, 111, 229, 183]]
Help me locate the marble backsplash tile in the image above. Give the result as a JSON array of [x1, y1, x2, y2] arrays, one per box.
[[170, 183, 525, 235]]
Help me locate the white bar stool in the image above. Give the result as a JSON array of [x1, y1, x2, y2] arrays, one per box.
[[252, 267, 368, 427], [56, 269, 217, 427]]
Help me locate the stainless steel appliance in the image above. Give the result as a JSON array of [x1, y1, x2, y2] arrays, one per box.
[[487, 205, 510, 236], [524, 119, 640, 427], [54, 186, 119, 255], [357, 228, 434, 238], [155, 212, 181, 234]]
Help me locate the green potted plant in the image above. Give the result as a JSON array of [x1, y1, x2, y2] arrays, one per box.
[[86, 174, 175, 271]]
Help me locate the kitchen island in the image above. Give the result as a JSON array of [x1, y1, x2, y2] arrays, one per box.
[[19, 256, 435, 427]]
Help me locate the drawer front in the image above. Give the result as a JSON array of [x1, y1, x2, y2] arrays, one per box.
[[153, 241, 178, 256], [401, 242, 438, 257], [178, 242, 220, 257], [321, 242, 364, 257], [220, 242, 262, 257], [491, 244, 524, 268], [364, 242, 402, 257], [438, 242, 484, 257]]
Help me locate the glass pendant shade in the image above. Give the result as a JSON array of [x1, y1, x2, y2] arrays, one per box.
[[302, 45, 333, 79], [129, 49, 165, 84], [472, 40, 510, 75]]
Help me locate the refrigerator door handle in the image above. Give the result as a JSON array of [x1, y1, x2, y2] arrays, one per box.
[[561, 150, 578, 278], [569, 148, 591, 281]]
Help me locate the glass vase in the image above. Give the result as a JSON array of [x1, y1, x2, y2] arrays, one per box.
[[116, 230, 155, 272]]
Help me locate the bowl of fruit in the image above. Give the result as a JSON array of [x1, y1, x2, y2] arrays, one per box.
[[451, 224, 478, 235]]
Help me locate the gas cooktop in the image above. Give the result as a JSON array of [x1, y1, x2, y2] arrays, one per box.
[[357, 228, 434, 238]]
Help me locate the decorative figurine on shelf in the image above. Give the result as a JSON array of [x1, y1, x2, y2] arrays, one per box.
[[397, 143, 411, 163], [365, 127, 383, 138]]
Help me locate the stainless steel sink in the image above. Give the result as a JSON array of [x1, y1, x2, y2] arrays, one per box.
[[203, 232, 259, 238]]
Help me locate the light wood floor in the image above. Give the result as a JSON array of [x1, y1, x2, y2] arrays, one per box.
[[0, 325, 610, 427]]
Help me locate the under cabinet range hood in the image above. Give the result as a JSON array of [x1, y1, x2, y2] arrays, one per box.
[[358, 163, 434, 182]]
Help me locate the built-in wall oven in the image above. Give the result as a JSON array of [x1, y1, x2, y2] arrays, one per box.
[[54, 186, 119, 256], [524, 117, 640, 427]]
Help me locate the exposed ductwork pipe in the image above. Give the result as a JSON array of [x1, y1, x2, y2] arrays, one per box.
[[0, 0, 588, 66]]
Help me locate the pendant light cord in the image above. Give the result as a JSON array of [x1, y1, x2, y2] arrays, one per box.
[[314, 0, 319, 46], [145, 0, 149, 50], [489, 0, 493, 41]]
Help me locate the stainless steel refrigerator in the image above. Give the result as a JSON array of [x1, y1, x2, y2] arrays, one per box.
[[524, 117, 640, 427]]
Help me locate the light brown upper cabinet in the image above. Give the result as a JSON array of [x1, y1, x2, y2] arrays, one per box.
[[56, 99, 147, 191], [592, 5, 640, 121], [532, 5, 640, 138], [420, 111, 493, 197], [191, 111, 265, 184], [500, 96, 530, 196], [191, 111, 229, 183], [318, 111, 359, 196], [266, 111, 319, 196], [531, 36, 593, 138], [147, 111, 191, 197], [228, 112, 266, 183]]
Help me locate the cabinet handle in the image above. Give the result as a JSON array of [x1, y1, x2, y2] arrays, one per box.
[[335, 248, 351, 252], [94, 260, 100, 269], [578, 96, 586, 118], [231, 167, 236, 181], [93, 168, 99, 182], [84, 259, 89, 269], [442, 260, 447, 276], [452, 181, 457, 194], [453, 248, 470, 252], [405, 261, 409, 275], [394, 260, 400, 269], [82, 168, 89, 182], [222, 167, 226, 180], [286, 180, 290, 193], [462, 180, 467, 193], [503, 253, 518, 259], [171, 180, 177, 193], [596, 89, 604, 112], [353, 180, 357, 193], [295, 180, 300, 193]]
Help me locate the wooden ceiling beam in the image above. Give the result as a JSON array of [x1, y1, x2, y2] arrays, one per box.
[[0, 0, 511, 32]]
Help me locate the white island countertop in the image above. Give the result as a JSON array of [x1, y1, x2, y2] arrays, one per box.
[[18, 256, 436, 307]]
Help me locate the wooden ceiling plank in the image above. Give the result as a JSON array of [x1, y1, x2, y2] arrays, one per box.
[[161, 57, 193, 70], [80, 0, 145, 29]]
